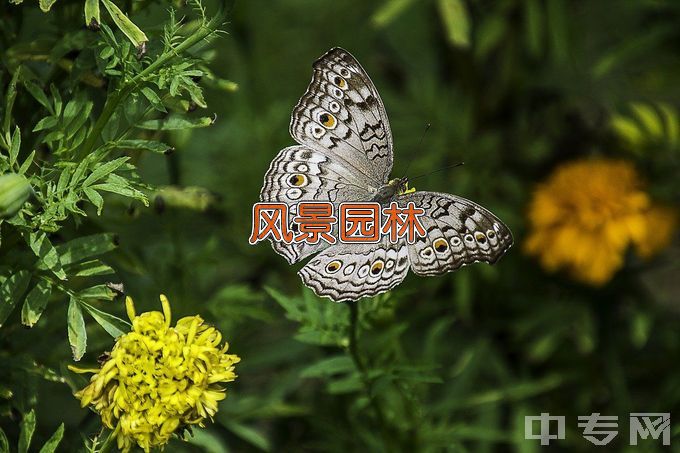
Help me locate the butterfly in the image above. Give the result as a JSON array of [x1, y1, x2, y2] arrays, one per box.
[[259, 48, 513, 302]]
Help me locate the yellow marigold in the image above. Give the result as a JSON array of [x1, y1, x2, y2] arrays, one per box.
[[69, 295, 240, 452], [524, 158, 677, 285]]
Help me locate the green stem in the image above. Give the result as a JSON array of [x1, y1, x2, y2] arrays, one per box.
[[97, 427, 117, 453], [347, 302, 393, 451], [76, 10, 224, 161]]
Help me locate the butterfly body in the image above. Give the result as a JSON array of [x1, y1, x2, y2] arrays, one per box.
[[260, 48, 513, 302], [372, 177, 409, 203]]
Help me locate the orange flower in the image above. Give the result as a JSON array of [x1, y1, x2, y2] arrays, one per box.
[[524, 158, 676, 285]]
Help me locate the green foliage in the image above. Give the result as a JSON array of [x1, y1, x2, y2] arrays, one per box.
[[0, 0, 225, 363], [0, 409, 64, 453], [1, 0, 679, 451]]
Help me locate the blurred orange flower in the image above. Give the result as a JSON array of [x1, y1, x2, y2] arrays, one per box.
[[524, 158, 677, 285]]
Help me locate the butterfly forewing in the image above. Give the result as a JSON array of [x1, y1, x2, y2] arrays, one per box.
[[289, 48, 394, 185], [260, 145, 372, 264]]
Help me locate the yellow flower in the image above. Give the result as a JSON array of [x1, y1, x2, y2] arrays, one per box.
[[69, 295, 240, 452], [524, 158, 677, 286]]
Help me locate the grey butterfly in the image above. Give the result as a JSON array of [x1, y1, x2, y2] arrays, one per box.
[[259, 48, 512, 302]]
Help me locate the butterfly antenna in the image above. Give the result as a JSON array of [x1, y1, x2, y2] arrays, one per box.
[[409, 162, 465, 182], [401, 123, 431, 179]]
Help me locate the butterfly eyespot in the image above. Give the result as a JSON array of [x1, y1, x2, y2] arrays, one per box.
[[318, 112, 337, 129], [433, 238, 449, 253], [487, 230, 496, 239], [385, 260, 394, 270], [329, 101, 341, 113], [326, 260, 342, 273], [420, 247, 433, 257], [333, 76, 347, 89], [450, 236, 462, 247], [288, 174, 307, 187], [296, 164, 309, 172], [311, 126, 325, 138], [370, 260, 384, 275], [287, 188, 302, 200], [340, 67, 351, 78], [343, 264, 356, 275], [464, 234, 474, 243], [332, 88, 344, 98], [474, 232, 487, 244], [358, 264, 370, 278]]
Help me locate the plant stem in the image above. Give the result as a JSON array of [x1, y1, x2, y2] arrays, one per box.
[[97, 427, 117, 453], [347, 302, 394, 451], [76, 10, 224, 161]]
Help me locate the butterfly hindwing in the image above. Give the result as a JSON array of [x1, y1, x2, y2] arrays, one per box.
[[298, 237, 410, 302], [400, 191, 513, 276], [290, 48, 393, 185]]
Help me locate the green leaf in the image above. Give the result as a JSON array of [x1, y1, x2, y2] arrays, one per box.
[[437, 0, 470, 48], [9, 126, 20, 167], [611, 114, 643, 147], [26, 231, 67, 280], [116, 139, 172, 154], [100, 0, 148, 49], [18, 409, 36, 453], [4, 68, 20, 135], [23, 80, 53, 114], [56, 165, 72, 194], [372, 0, 415, 27], [91, 181, 148, 205], [64, 101, 93, 140], [82, 156, 129, 186], [70, 158, 91, 187], [67, 297, 87, 361], [137, 115, 215, 130], [630, 102, 663, 139], [475, 15, 507, 60], [83, 187, 104, 215], [76, 284, 117, 301], [224, 422, 271, 452], [593, 26, 674, 78], [0, 270, 31, 328], [33, 116, 58, 132], [265, 286, 301, 319], [84, 0, 100, 29], [327, 374, 362, 394], [21, 279, 52, 327], [38, 423, 64, 453], [56, 233, 118, 266], [66, 260, 114, 277], [19, 150, 35, 175], [0, 428, 8, 453], [80, 301, 130, 337], [300, 356, 355, 378], [50, 84, 62, 116], [631, 310, 652, 349], [659, 103, 680, 147], [185, 428, 230, 453], [39, 0, 57, 12], [141, 87, 167, 112]]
